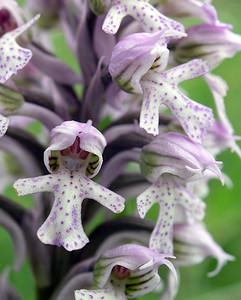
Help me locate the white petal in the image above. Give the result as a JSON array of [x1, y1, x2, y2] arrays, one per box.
[[75, 288, 126, 300], [0, 15, 40, 83]]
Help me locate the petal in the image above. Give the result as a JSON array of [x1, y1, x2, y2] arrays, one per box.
[[84, 177, 125, 213], [14, 174, 58, 195], [160, 269, 179, 300], [137, 177, 176, 254], [102, 4, 126, 35], [139, 83, 160, 136], [176, 186, 206, 221], [0, 15, 40, 83], [163, 59, 209, 85], [109, 31, 170, 94], [141, 78, 214, 142], [36, 173, 89, 251], [173, 223, 234, 276], [0, 114, 9, 137], [126, 267, 161, 298], [137, 181, 159, 218], [161, 0, 218, 24], [102, 0, 185, 35], [75, 288, 126, 300], [44, 121, 107, 176], [205, 73, 241, 158]]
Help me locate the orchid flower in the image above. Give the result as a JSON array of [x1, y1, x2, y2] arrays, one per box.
[[0, 14, 40, 83], [101, 0, 185, 35], [140, 59, 214, 141], [75, 244, 176, 300], [14, 121, 125, 251], [156, 0, 219, 25], [174, 23, 241, 69], [109, 30, 186, 94], [110, 31, 213, 142], [173, 222, 234, 277], [204, 74, 241, 158], [137, 132, 223, 254], [0, 13, 39, 137]]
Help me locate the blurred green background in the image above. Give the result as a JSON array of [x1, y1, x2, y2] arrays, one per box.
[[1, 0, 241, 299]]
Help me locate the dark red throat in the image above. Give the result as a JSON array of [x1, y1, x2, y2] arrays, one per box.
[[112, 265, 130, 280], [60, 137, 89, 160], [0, 8, 18, 37]]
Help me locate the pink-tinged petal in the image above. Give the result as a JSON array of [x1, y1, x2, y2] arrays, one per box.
[[137, 152, 211, 255], [44, 121, 106, 177], [102, 0, 185, 35], [0, 15, 40, 83], [102, 4, 126, 35], [84, 177, 125, 213], [205, 73, 241, 158], [160, 269, 179, 300], [161, 0, 218, 24], [75, 288, 126, 300], [93, 244, 176, 298], [140, 132, 222, 182], [109, 31, 170, 94], [173, 223, 234, 276], [174, 24, 241, 69], [175, 185, 206, 221], [0, 114, 9, 137]]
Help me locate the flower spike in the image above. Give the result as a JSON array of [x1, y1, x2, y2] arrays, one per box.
[[14, 121, 125, 251], [0, 14, 40, 83]]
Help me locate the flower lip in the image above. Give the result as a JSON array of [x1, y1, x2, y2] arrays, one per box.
[[44, 120, 107, 177]]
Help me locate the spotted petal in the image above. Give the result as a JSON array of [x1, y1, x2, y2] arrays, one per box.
[[0, 114, 9, 137], [137, 176, 206, 254], [14, 169, 125, 251], [75, 288, 126, 300], [141, 59, 214, 142], [102, 0, 185, 35], [0, 15, 40, 83]]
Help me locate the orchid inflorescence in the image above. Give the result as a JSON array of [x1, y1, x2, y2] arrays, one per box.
[[0, 0, 240, 299]]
